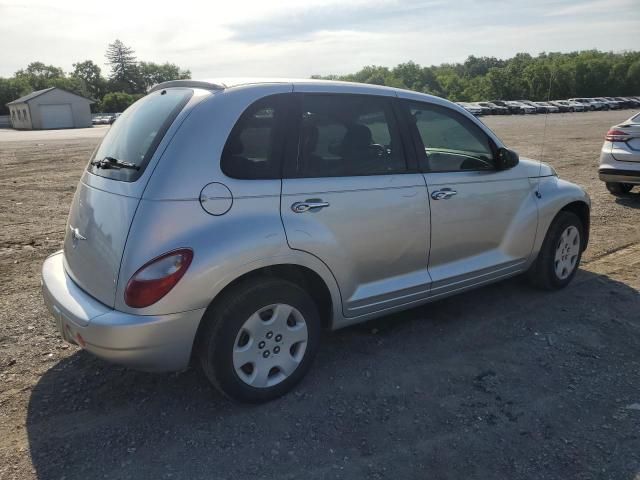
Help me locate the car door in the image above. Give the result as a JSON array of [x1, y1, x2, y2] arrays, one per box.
[[281, 91, 431, 318], [399, 99, 538, 299]]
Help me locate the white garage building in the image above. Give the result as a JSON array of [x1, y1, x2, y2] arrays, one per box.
[[7, 87, 93, 130]]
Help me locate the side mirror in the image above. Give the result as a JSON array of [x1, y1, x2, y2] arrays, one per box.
[[496, 147, 519, 170]]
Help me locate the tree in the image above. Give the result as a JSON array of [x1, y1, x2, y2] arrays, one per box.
[[137, 61, 191, 90], [419, 67, 443, 96], [436, 72, 466, 101], [99, 91, 139, 112], [72, 60, 105, 99], [0, 77, 31, 115], [626, 60, 640, 95], [462, 55, 504, 78], [14, 62, 65, 91], [105, 39, 140, 93]]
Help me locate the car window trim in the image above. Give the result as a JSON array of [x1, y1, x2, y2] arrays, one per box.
[[399, 99, 499, 174], [283, 92, 413, 179]]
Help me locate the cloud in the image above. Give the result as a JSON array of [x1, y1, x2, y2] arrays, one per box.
[[545, 0, 638, 16], [227, 0, 447, 42], [0, 0, 638, 79]]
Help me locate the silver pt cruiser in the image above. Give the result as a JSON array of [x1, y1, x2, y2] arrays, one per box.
[[42, 79, 590, 402]]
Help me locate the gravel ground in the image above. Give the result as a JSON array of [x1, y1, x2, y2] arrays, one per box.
[[0, 110, 639, 480]]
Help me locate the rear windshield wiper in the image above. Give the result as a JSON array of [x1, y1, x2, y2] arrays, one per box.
[[90, 156, 140, 170]]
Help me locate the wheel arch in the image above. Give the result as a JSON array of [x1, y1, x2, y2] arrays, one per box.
[[533, 177, 591, 257], [211, 263, 335, 329], [191, 257, 342, 360], [559, 200, 590, 250]]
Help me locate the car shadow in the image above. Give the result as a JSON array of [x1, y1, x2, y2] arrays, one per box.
[[615, 191, 640, 208], [26, 269, 640, 479]]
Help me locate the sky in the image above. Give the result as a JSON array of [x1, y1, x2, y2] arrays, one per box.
[[0, 0, 639, 78]]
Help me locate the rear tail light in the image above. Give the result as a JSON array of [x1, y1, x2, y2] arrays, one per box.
[[605, 129, 631, 142], [124, 249, 193, 308]]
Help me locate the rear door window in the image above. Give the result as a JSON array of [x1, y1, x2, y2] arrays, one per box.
[[88, 88, 192, 182], [288, 94, 407, 178]]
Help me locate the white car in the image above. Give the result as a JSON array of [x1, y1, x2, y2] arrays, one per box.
[[570, 98, 604, 111], [553, 100, 585, 112], [594, 97, 621, 110], [510, 101, 536, 114], [599, 111, 640, 195], [534, 102, 559, 113]]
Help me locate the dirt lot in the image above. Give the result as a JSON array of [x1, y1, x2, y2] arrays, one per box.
[[0, 111, 639, 480]]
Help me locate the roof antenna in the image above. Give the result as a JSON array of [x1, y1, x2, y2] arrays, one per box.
[[538, 68, 556, 176]]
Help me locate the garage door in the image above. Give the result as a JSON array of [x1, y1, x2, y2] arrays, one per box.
[[40, 104, 74, 129]]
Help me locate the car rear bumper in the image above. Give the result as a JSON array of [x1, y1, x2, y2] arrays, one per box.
[[41, 251, 205, 372], [599, 168, 640, 184]]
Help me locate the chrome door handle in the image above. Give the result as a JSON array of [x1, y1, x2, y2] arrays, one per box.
[[431, 188, 457, 200], [291, 200, 330, 213]]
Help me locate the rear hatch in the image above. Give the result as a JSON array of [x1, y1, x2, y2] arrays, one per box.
[[63, 88, 193, 307], [610, 117, 640, 163]]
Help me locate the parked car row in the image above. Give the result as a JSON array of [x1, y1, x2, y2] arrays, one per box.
[[92, 113, 121, 125], [457, 96, 640, 116]]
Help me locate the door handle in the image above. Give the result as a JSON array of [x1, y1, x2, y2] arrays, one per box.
[[431, 188, 457, 200], [291, 200, 330, 213]]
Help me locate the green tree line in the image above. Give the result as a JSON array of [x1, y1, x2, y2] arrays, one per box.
[[3, 48, 638, 116], [0, 39, 191, 115], [314, 50, 640, 102]]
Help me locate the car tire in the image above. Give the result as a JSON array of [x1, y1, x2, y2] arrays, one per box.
[[527, 211, 584, 290], [196, 277, 321, 403], [605, 182, 634, 196]]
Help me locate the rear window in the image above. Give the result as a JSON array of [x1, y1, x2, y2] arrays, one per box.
[[88, 88, 192, 182]]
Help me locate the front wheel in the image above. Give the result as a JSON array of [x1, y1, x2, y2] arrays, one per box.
[[606, 182, 633, 196], [527, 211, 584, 290], [196, 278, 321, 403]]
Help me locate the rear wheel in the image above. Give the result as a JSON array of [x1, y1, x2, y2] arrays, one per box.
[[197, 278, 321, 403], [606, 182, 633, 196], [527, 211, 584, 290]]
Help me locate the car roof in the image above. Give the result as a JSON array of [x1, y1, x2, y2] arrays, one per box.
[[151, 77, 399, 93], [150, 77, 446, 100]]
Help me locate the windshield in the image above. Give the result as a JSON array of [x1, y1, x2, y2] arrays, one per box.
[[88, 88, 192, 182]]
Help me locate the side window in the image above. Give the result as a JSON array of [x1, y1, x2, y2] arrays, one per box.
[[221, 95, 286, 179], [407, 101, 495, 172], [293, 94, 406, 178]]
